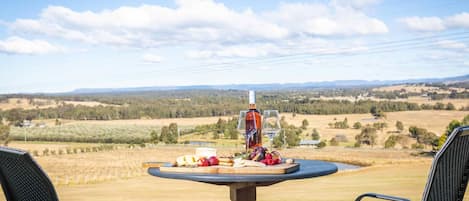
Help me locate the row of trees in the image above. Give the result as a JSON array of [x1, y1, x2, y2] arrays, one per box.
[[2, 95, 460, 124], [329, 118, 349, 129]]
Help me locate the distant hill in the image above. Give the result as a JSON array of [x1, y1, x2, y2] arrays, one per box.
[[69, 74, 469, 94]]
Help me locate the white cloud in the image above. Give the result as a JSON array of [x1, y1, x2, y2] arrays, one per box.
[[464, 61, 469, 66], [263, 2, 388, 36], [8, 0, 387, 49], [10, 1, 288, 47], [400, 12, 469, 32], [399, 17, 445, 32], [187, 43, 283, 59], [142, 54, 163, 63], [332, 0, 381, 9], [0, 36, 60, 55], [445, 12, 469, 28], [435, 40, 467, 50]]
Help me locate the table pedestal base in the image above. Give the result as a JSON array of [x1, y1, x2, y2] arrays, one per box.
[[229, 182, 256, 201]]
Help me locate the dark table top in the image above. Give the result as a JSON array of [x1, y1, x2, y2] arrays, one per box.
[[148, 159, 338, 186]]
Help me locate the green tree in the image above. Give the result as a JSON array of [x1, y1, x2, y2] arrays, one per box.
[[55, 118, 61, 126], [329, 137, 339, 146], [229, 128, 239, 140], [396, 121, 404, 132], [159, 126, 170, 143], [384, 135, 401, 149], [168, 123, 178, 143], [437, 134, 447, 150], [150, 130, 159, 143], [311, 128, 320, 140], [317, 140, 327, 149], [273, 131, 285, 148], [285, 128, 301, 147], [353, 122, 362, 129], [373, 122, 387, 131], [6, 108, 24, 127], [437, 120, 463, 150], [370, 106, 386, 118], [0, 121, 10, 146], [408, 126, 438, 148], [462, 114, 469, 125], [355, 126, 377, 147], [212, 132, 220, 139], [301, 119, 309, 130], [223, 128, 231, 139], [216, 118, 226, 134], [446, 102, 455, 110], [434, 102, 445, 110]]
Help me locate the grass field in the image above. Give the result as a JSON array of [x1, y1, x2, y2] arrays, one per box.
[[4, 145, 468, 201], [1, 110, 468, 200], [372, 84, 467, 94], [0, 98, 115, 110], [9, 110, 467, 148], [282, 110, 467, 146]]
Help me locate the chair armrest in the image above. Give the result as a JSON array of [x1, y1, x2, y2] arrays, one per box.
[[355, 193, 410, 201]]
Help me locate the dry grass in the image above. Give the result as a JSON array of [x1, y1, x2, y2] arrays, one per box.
[[403, 96, 469, 109], [1, 144, 469, 201], [281, 110, 467, 147], [311, 96, 469, 109], [372, 84, 467, 94], [0, 98, 115, 110], [66, 116, 233, 126], [7, 141, 99, 152]]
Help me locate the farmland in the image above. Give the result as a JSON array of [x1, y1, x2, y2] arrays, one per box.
[[0, 98, 115, 110], [7, 110, 468, 148], [3, 144, 468, 201], [0, 94, 467, 201]]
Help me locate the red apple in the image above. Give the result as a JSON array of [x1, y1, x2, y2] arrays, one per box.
[[208, 156, 219, 166], [198, 157, 210, 167]]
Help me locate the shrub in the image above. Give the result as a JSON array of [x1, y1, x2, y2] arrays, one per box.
[[329, 137, 339, 146], [353, 122, 362, 129], [411, 143, 424, 149], [311, 129, 320, 140], [317, 140, 327, 149], [384, 135, 402, 149], [43, 148, 49, 156]]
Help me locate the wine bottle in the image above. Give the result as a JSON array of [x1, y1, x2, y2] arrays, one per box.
[[245, 90, 262, 150]]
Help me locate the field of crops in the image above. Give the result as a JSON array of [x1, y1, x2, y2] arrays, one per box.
[[10, 124, 163, 143]]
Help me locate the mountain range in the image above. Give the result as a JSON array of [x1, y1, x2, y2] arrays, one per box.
[[70, 74, 469, 94]]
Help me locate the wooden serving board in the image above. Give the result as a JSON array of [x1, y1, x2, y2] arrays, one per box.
[[159, 166, 218, 174], [159, 163, 299, 175], [218, 163, 299, 174]]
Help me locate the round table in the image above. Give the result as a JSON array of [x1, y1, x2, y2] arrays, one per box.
[[148, 159, 338, 201]]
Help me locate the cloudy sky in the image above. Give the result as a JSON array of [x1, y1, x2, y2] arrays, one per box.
[[1, 0, 468, 93]]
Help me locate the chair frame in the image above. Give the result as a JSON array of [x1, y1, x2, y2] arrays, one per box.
[[0, 146, 59, 201], [356, 126, 469, 201]]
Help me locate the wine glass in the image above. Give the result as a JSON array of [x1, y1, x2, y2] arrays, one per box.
[[236, 110, 248, 151], [262, 110, 281, 150]]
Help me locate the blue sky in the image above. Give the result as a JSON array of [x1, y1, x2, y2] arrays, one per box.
[[0, 0, 468, 93]]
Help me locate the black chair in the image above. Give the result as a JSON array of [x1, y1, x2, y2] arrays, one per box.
[[356, 126, 469, 201], [0, 146, 59, 201]]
